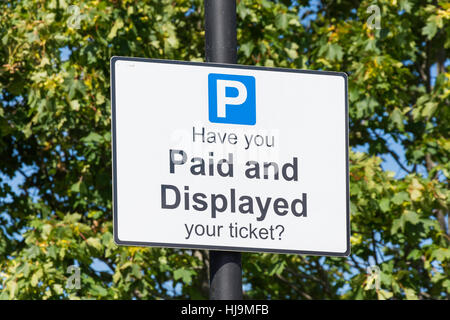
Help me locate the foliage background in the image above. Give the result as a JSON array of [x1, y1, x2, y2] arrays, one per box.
[[0, 0, 448, 299]]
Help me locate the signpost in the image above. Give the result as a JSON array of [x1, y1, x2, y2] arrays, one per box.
[[205, 0, 242, 300], [111, 57, 349, 254], [111, 0, 349, 301]]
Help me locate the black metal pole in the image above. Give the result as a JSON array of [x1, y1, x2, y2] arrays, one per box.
[[205, 0, 237, 64], [205, 0, 242, 300]]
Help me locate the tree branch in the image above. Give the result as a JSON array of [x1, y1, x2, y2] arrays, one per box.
[[275, 273, 313, 300]]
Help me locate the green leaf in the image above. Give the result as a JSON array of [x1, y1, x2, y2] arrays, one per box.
[[26, 245, 41, 259], [42, 224, 52, 239], [421, 102, 437, 118], [48, 246, 58, 259], [269, 261, 286, 276], [107, 18, 124, 40], [399, 0, 412, 13], [327, 43, 343, 61], [64, 213, 82, 224], [86, 237, 102, 251], [379, 198, 390, 213], [392, 192, 409, 205], [407, 249, 421, 260], [173, 268, 195, 284], [88, 210, 103, 219], [70, 99, 80, 111], [377, 289, 393, 300], [71, 181, 81, 193], [131, 264, 142, 279], [391, 218, 403, 234], [431, 248, 450, 262], [91, 284, 108, 297], [95, 92, 105, 105], [31, 269, 43, 287], [240, 42, 255, 58], [422, 16, 438, 39], [443, 279, 450, 291], [403, 210, 420, 225], [284, 47, 298, 60], [237, 1, 251, 19], [81, 132, 103, 144], [261, 0, 272, 9], [7, 281, 18, 299], [404, 287, 418, 300], [275, 14, 288, 30], [391, 108, 404, 131], [113, 271, 121, 284], [53, 284, 64, 295]]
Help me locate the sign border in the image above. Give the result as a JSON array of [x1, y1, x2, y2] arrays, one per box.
[[110, 56, 350, 256]]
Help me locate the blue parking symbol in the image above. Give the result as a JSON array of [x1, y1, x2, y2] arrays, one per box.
[[208, 73, 256, 125]]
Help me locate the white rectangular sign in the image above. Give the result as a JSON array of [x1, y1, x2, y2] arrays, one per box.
[[111, 57, 350, 256]]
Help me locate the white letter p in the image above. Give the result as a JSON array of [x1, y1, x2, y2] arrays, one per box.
[[216, 80, 247, 118]]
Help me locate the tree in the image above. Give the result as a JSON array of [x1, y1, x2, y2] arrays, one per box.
[[0, 0, 448, 300]]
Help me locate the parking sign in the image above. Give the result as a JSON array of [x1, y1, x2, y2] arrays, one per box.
[[111, 57, 350, 256]]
